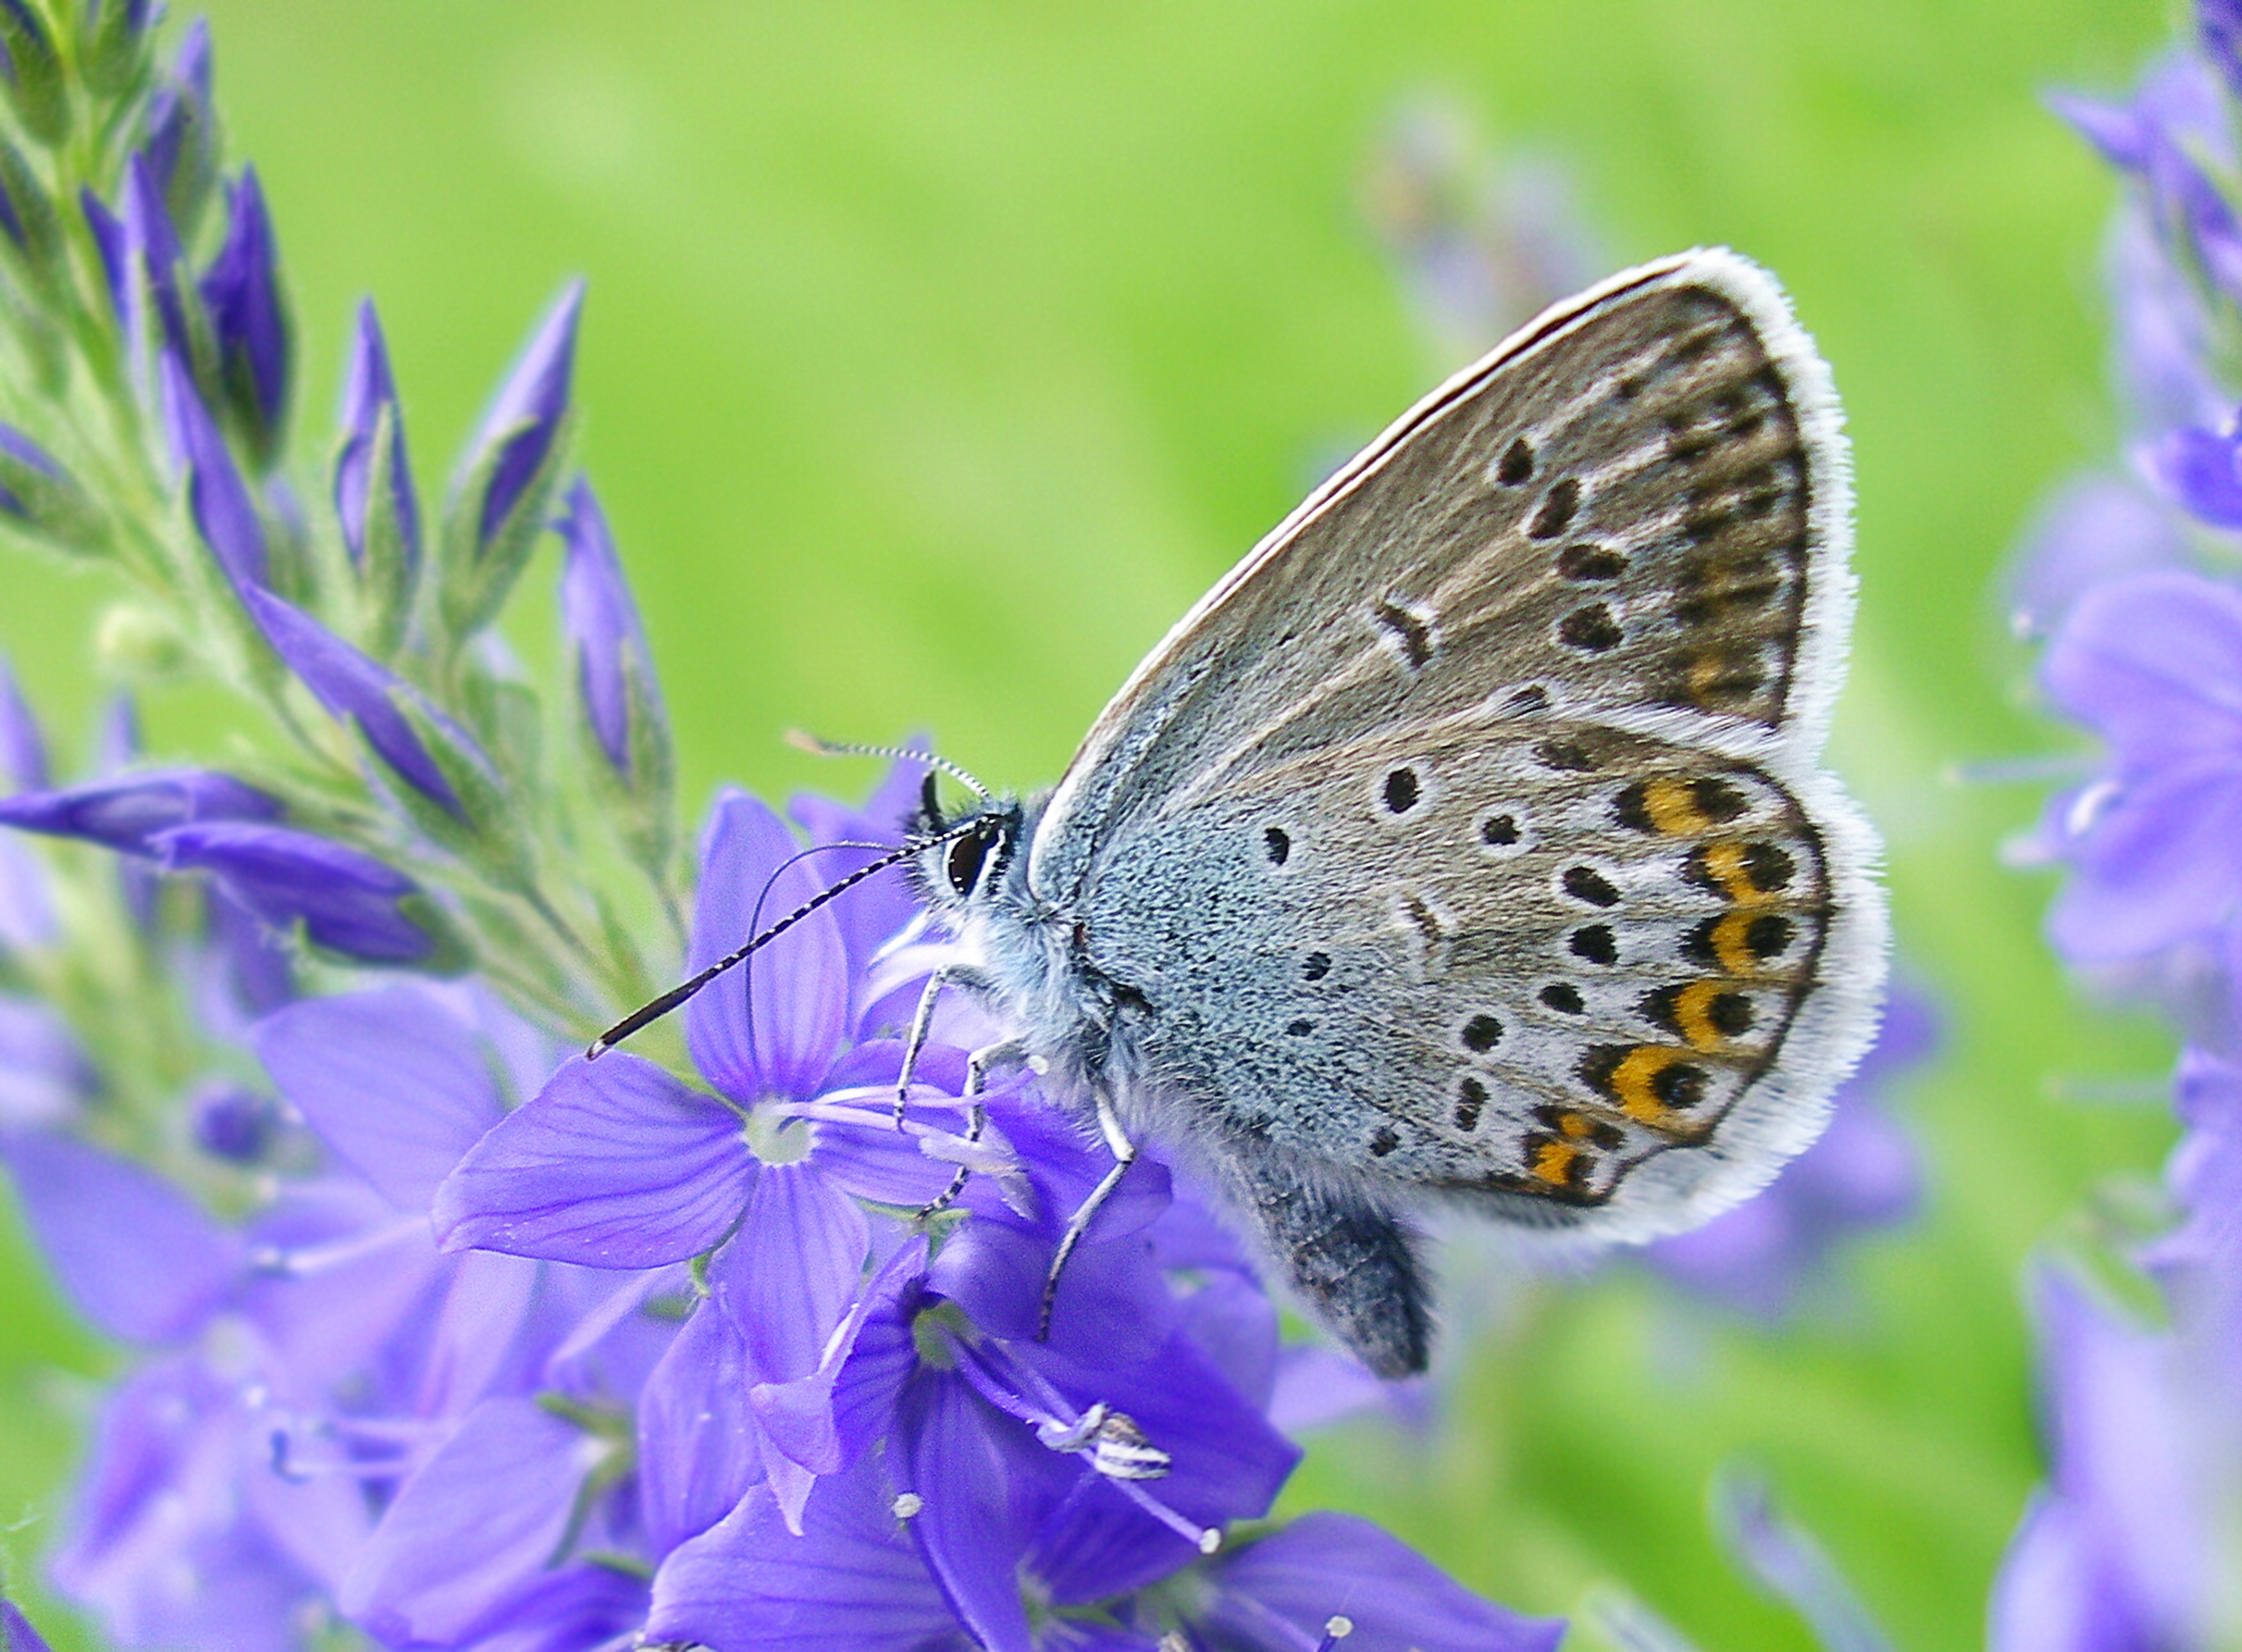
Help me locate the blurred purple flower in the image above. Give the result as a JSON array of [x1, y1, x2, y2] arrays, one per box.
[[154, 821, 434, 965], [1646, 987, 1930, 1318], [0, 423, 65, 525], [199, 167, 291, 461], [0, 648, 45, 790], [158, 349, 267, 596], [2031, 571, 2242, 967], [2004, 473, 2189, 642], [0, 769, 282, 855], [556, 475, 663, 783], [0, 1603, 54, 1652], [2052, 58, 2242, 304], [459, 281, 580, 555], [1989, 1268, 2230, 1652], [80, 187, 126, 313], [243, 587, 488, 817], [140, 19, 213, 225], [332, 299, 421, 573], [119, 153, 192, 372]]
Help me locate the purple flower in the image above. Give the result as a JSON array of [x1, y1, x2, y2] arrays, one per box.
[[0, 1602, 55, 1652], [2005, 473, 2189, 642], [158, 348, 267, 596], [0, 768, 282, 855], [2207, 0, 2242, 100], [154, 821, 436, 965], [433, 791, 967, 1359], [199, 167, 291, 464], [0, 1129, 243, 1343], [79, 187, 126, 314], [243, 587, 491, 819], [0, 423, 65, 527], [1989, 1269, 2223, 1652], [2052, 60, 2242, 304], [1646, 986, 1929, 1318], [0, 0, 64, 143], [2154, 413, 2242, 525], [120, 153, 193, 376], [332, 299, 421, 577], [0, 648, 45, 790], [557, 476, 665, 785], [141, 20, 215, 231], [2033, 570, 2242, 966], [459, 280, 580, 557]]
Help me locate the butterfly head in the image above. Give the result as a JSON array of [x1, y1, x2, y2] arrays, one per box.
[[906, 769, 1027, 924]]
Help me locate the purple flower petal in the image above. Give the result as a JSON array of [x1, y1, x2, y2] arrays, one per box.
[[2209, 0, 2242, 100], [122, 156, 192, 368], [2043, 573, 2242, 760], [158, 349, 267, 594], [453, 1564, 650, 1652], [750, 1234, 930, 1479], [1988, 1272, 2207, 1649], [828, 1247, 932, 1469], [900, 1369, 1042, 1652], [0, 769, 281, 855], [461, 281, 581, 553], [198, 167, 291, 459], [647, 1459, 960, 1652], [80, 188, 126, 313], [334, 299, 421, 573], [0, 1130, 241, 1343], [687, 789, 849, 1103], [638, 1297, 765, 1560], [557, 476, 662, 780], [154, 821, 435, 965], [338, 1396, 599, 1646], [1199, 1512, 1567, 1652], [0, 997, 90, 1128], [2005, 474, 2189, 642], [2047, 761, 2242, 960], [252, 986, 505, 1211], [0, 650, 46, 790], [243, 588, 480, 816], [51, 1357, 325, 1652], [1, 1603, 55, 1652], [716, 1161, 871, 1385], [433, 1051, 753, 1267], [1989, 1493, 2145, 1652], [2156, 421, 2242, 525]]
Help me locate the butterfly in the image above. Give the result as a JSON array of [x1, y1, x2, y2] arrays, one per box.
[[597, 247, 1886, 1378], [897, 248, 1885, 1378]]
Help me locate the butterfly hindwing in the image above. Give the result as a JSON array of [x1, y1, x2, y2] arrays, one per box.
[[1078, 717, 1843, 1234]]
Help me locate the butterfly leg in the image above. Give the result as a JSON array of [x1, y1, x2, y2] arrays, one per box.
[[913, 1037, 1025, 1220], [1036, 1097, 1139, 1342], [894, 967, 954, 1128]]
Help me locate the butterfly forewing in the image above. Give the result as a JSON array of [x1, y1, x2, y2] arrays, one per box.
[[1033, 249, 1847, 906]]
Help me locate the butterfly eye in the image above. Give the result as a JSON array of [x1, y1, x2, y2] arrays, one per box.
[[947, 826, 994, 896]]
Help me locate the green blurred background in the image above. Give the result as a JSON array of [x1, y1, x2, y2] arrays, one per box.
[[0, 1, 2193, 1647]]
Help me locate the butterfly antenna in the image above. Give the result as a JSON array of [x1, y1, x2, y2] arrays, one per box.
[[785, 730, 995, 806], [585, 819, 986, 1059]]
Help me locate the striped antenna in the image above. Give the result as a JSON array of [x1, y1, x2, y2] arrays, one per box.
[[585, 817, 985, 1059], [785, 730, 995, 805]]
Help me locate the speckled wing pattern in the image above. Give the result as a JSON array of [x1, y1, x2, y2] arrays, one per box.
[[1038, 248, 1885, 1245]]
